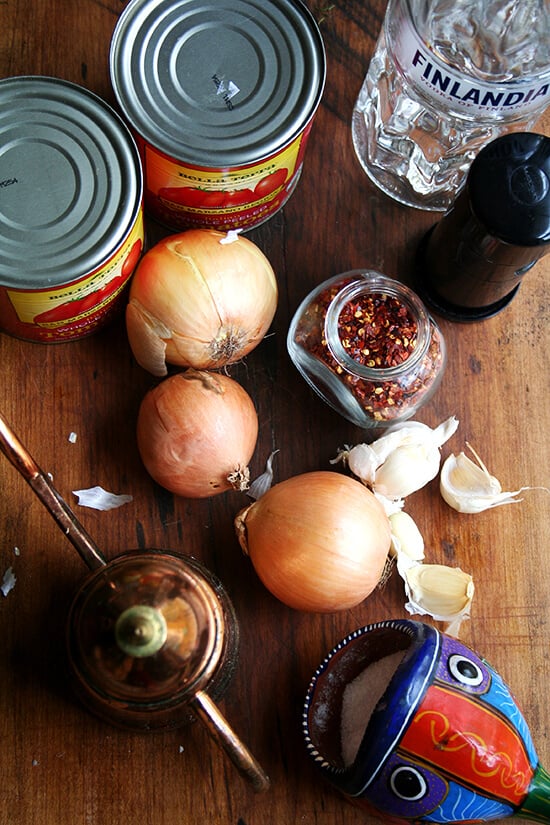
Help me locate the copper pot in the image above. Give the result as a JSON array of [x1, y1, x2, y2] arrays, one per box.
[[0, 412, 269, 793]]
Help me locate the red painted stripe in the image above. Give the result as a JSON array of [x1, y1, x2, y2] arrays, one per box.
[[400, 684, 533, 804]]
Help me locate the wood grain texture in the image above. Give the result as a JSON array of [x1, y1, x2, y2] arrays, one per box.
[[1, 2, 549, 824]]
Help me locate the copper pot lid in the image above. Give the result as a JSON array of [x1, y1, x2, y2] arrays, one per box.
[[67, 552, 226, 707]]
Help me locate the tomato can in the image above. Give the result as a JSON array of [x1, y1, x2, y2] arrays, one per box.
[[109, 0, 326, 232], [0, 76, 144, 343]]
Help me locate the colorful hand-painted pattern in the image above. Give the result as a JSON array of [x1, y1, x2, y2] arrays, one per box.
[[303, 620, 550, 825]]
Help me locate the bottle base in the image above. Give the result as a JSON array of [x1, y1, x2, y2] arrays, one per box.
[[351, 108, 451, 212]]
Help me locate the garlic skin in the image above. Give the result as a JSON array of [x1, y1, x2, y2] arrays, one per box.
[[346, 442, 378, 486], [345, 416, 459, 500], [72, 486, 133, 511], [440, 444, 531, 513], [374, 492, 405, 517], [403, 563, 474, 637], [247, 450, 279, 500], [219, 229, 242, 244]]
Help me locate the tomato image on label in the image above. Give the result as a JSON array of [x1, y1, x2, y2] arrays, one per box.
[[122, 238, 143, 277], [254, 168, 288, 198], [221, 188, 255, 207], [33, 238, 142, 326], [158, 169, 288, 211], [158, 187, 224, 208], [34, 293, 98, 324]]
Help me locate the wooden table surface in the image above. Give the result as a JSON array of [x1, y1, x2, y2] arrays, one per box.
[[1, 2, 549, 824]]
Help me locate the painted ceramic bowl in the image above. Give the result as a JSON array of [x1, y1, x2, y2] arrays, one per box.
[[303, 619, 550, 824]]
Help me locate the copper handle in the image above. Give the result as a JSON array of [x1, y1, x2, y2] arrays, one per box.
[[0, 412, 106, 571], [192, 690, 270, 793]]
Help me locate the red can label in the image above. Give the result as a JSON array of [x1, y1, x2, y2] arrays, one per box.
[[0, 212, 144, 343], [138, 123, 313, 231]]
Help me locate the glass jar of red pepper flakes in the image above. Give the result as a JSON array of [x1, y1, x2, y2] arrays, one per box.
[[287, 271, 446, 429]]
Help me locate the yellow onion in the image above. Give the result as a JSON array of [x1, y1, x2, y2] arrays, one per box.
[[126, 229, 278, 376], [137, 370, 258, 498], [235, 471, 392, 612]]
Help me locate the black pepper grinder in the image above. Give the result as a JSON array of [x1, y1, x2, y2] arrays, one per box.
[[415, 132, 550, 321]]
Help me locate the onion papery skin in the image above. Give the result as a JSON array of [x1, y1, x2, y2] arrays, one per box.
[[137, 370, 258, 498], [235, 471, 392, 612], [126, 229, 278, 376]]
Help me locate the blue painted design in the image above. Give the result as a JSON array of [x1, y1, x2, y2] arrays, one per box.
[[424, 784, 515, 824], [303, 620, 550, 824]]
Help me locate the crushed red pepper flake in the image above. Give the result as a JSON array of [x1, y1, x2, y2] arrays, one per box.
[[294, 280, 443, 421], [337, 293, 418, 368]]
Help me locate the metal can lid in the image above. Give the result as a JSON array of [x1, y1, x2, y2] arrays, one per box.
[[109, 0, 326, 166], [0, 76, 143, 289]]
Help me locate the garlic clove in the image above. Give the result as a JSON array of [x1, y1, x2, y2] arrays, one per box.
[[403, 563, 474, 636], [389, 511, 425, 563], [371, 415, 459, 466], [440, 445, 529, 513], [373, 442, 441, 500], [368, 424, 430, 467], [385, 415, 459, 446], [429, 415, 460, 448]]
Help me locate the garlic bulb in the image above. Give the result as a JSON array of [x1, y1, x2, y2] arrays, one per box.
[[344, 416, 459, 500], [403, 563, 474, 637], [440, 443, 533, 513], [333, 415, 478, 636]]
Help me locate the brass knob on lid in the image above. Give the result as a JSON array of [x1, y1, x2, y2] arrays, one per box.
[[115, 605, 168, 658]]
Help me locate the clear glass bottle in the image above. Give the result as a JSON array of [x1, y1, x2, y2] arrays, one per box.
[[287, 271, 446, 429], [352, 0, 550, 211]]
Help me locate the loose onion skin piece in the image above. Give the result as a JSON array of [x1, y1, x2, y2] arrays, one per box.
[[126, 229, 278, 376], [235, 471, 392, 612], [137, 370, 258, 498]]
